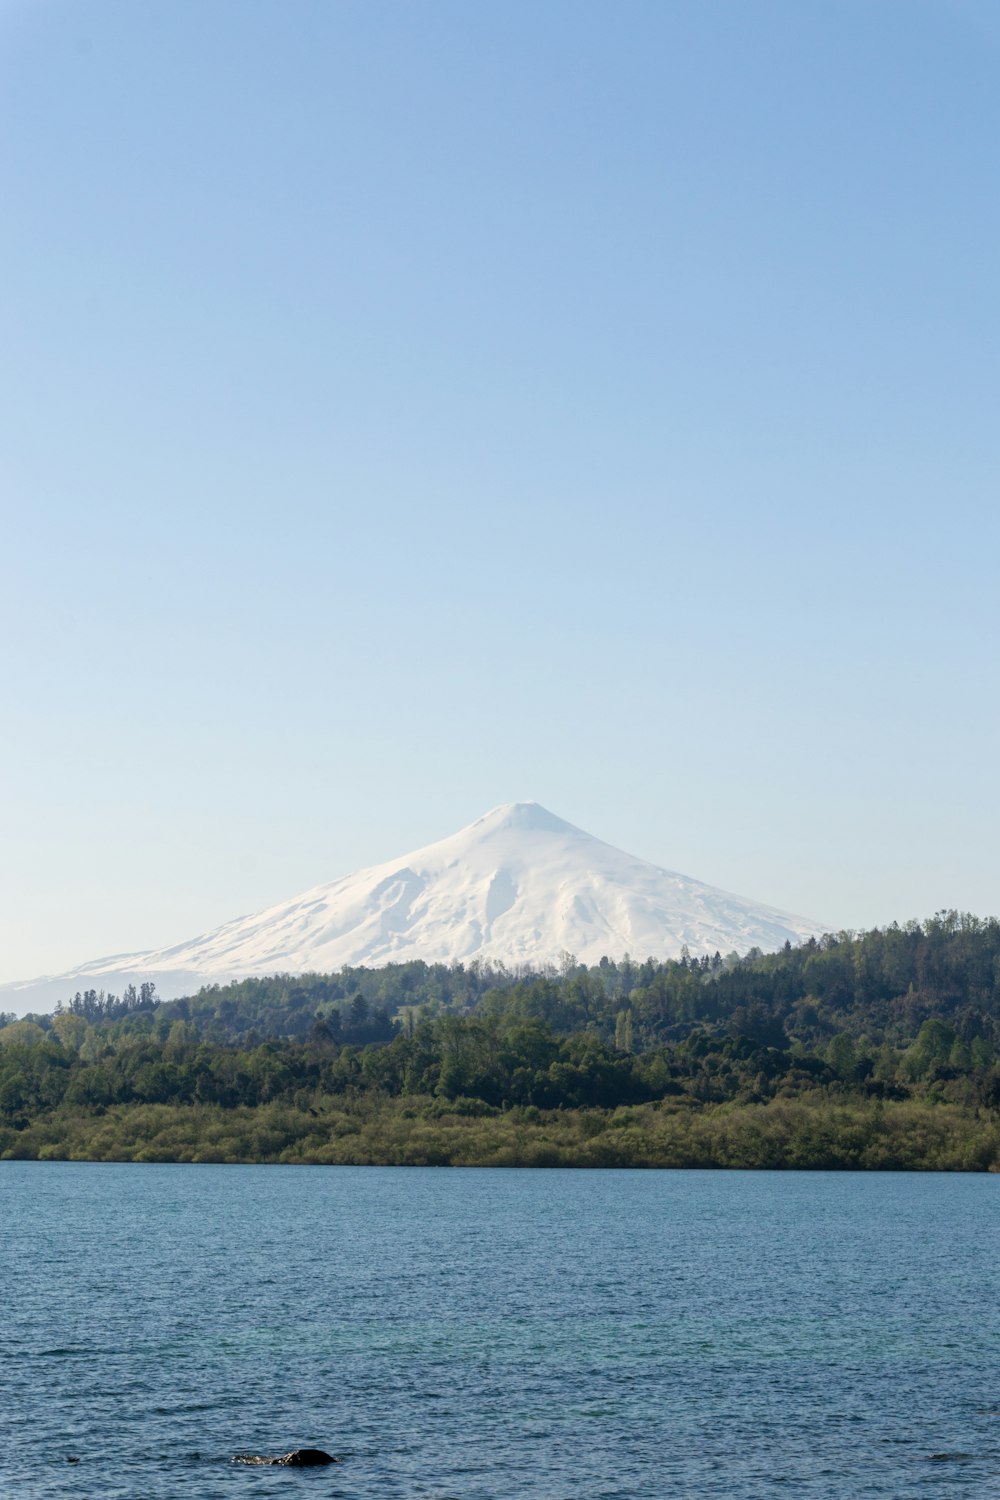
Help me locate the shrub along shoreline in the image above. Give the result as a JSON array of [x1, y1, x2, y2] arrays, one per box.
[[3, 1094, 999, 1171]]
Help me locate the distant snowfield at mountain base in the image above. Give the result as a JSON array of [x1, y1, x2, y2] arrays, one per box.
[[1, 803, 829, 1014]]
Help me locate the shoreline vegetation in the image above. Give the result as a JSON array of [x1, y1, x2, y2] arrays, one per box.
[[3, 1095, 998, 1170], [3, 912, 999, 1170]]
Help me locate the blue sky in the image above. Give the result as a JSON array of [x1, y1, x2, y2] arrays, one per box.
[[2, 0, 998, 979]]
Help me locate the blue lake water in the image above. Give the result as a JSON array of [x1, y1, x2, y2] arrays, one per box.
[[2, 1164, 999, 1498]]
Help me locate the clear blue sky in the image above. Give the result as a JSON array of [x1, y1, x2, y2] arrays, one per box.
[[2, 0, 998, 979]]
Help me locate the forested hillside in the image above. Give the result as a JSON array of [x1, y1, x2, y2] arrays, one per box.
[[2, 912, 999, 1169]]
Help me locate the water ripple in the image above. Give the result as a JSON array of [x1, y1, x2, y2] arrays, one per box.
[[2, 1164, 998, 1499]]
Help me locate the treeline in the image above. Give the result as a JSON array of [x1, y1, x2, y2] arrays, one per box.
[[184, 909, 1000, 1054], [9, 909, 1000, 1054], [2, 1003, 999, 1118], [67, 982, 160, 1023], [1, 911, 999, 1168], [1, 1003, 998, 1169]]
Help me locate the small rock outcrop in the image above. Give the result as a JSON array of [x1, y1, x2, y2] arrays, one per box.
[[234, 1449, 340, 1467]]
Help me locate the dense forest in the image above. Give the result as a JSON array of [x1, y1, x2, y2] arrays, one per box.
[[2, 912, 999, 1169]]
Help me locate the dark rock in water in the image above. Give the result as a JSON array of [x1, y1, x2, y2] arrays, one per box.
[[233, 1448, 340, 1467]]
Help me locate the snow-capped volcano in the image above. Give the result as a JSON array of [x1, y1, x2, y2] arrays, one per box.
[[2, 803, 828, 1012]]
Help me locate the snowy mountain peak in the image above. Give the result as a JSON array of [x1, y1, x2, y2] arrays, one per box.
[[0, 806, 829, 1013], [469, 802, 581, 835]]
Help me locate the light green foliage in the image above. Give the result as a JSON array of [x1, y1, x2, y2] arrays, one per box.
[[0, 1021, 47, 1048]]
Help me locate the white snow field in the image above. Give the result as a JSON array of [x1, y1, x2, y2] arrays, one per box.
[[1, 803, 828, 1013]]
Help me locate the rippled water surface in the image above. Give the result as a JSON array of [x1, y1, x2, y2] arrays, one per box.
[[3, 1164, 999, 1498]]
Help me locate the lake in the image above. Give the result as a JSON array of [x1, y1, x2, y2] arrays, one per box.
[[2, 1164, 998, 1498]]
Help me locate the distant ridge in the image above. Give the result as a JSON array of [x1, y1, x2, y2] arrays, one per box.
[[0, 803, 828, 1012]]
